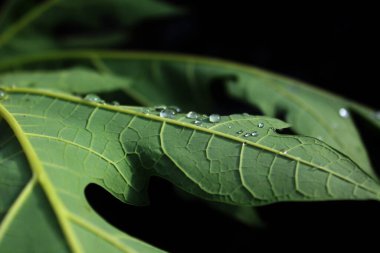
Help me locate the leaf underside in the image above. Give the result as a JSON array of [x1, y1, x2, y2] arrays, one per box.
[[0, 87, 379, 252]]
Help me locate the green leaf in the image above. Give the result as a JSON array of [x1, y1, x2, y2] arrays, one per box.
[[0, 68, 130, 94], [0, 88, 166, 252], [1, 86, 379, 252], [0, 50, 375, 177], [0, 0, 183, 54]]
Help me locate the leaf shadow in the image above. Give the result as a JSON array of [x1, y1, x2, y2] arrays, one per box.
[[85, 178, 266, 253], [209, 75, 263, 115], [350, 110, 380, 177], [256, 200, 380, 250]]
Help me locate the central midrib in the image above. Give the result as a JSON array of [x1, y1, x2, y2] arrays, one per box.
[[2, 87, 378, 197], [0, 50, 369, 171]]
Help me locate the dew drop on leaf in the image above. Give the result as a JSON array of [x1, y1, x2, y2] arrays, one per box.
[[143, 108, 151, 114], [251, 131, 258, 137], [186, 111, 199, 119], [339, 108, 350, 118], [84, 94, 104, 104], [111, 101, 120, 106], [228, 126, 232, 129], [244, 133, 251, 137], [193, 120, 202, 125], [258, 122, 264, 128], [0, 89, 7, 100], [236, 130, 243, 134], [160, 109, 175, 118], [243, 113, 249, 116], [209, 114, 221, 123]]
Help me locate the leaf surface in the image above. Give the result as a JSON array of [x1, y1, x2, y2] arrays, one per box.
[[0, 89, 164, 252], [0, 51, 376, 177], [0, 87, 379, 252], [0, 68, 130, 93]]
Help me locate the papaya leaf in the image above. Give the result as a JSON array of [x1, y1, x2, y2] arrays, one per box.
[[0, 67, 267, 228], [0, 87, 379, 252], [0, 50, 376, 177]]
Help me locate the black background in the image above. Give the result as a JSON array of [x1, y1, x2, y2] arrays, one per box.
[[87, 2, 380, 253]]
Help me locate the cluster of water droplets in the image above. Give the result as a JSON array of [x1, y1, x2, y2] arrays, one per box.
[[154, 105, 180, 119], [4, 88, 380, 130], [235, 122, 265, 139], [184, 111, 221, 125]]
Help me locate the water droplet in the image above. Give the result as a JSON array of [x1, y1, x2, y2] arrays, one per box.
[[160, 109, 175, 119], [243, 113, 250, 116], [339, 108, 349, 118], [84, 94, 104, 103], [169, 106, 181, 113], [284, 150, 288, 154], [236, 130, 243, 134], [228, 126, 232, 129], [244, 133, 251, 137], [111, 101, 120, 106], [251, 131, 258, 137], [193, 120, 202, 125], [143, 108, 151, 114], [317, 136, 323, 141], [0, 89, 7, 100], [209, 114, 221, 123], [155, 105, 167, 111], [186, 111, 199, 119], [258, 122, 264, 128]]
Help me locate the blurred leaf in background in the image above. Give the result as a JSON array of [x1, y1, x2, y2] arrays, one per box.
[[0, 0, 183, 56]]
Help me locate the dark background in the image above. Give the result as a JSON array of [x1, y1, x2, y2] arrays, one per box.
[[130, 2, 379, 109], [87, 2, 380, 252]]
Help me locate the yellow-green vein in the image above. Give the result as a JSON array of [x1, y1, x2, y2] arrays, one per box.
[[0, 102, 84, 253], [2, 87, 379, 197], [0, 177, 36, 240]]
